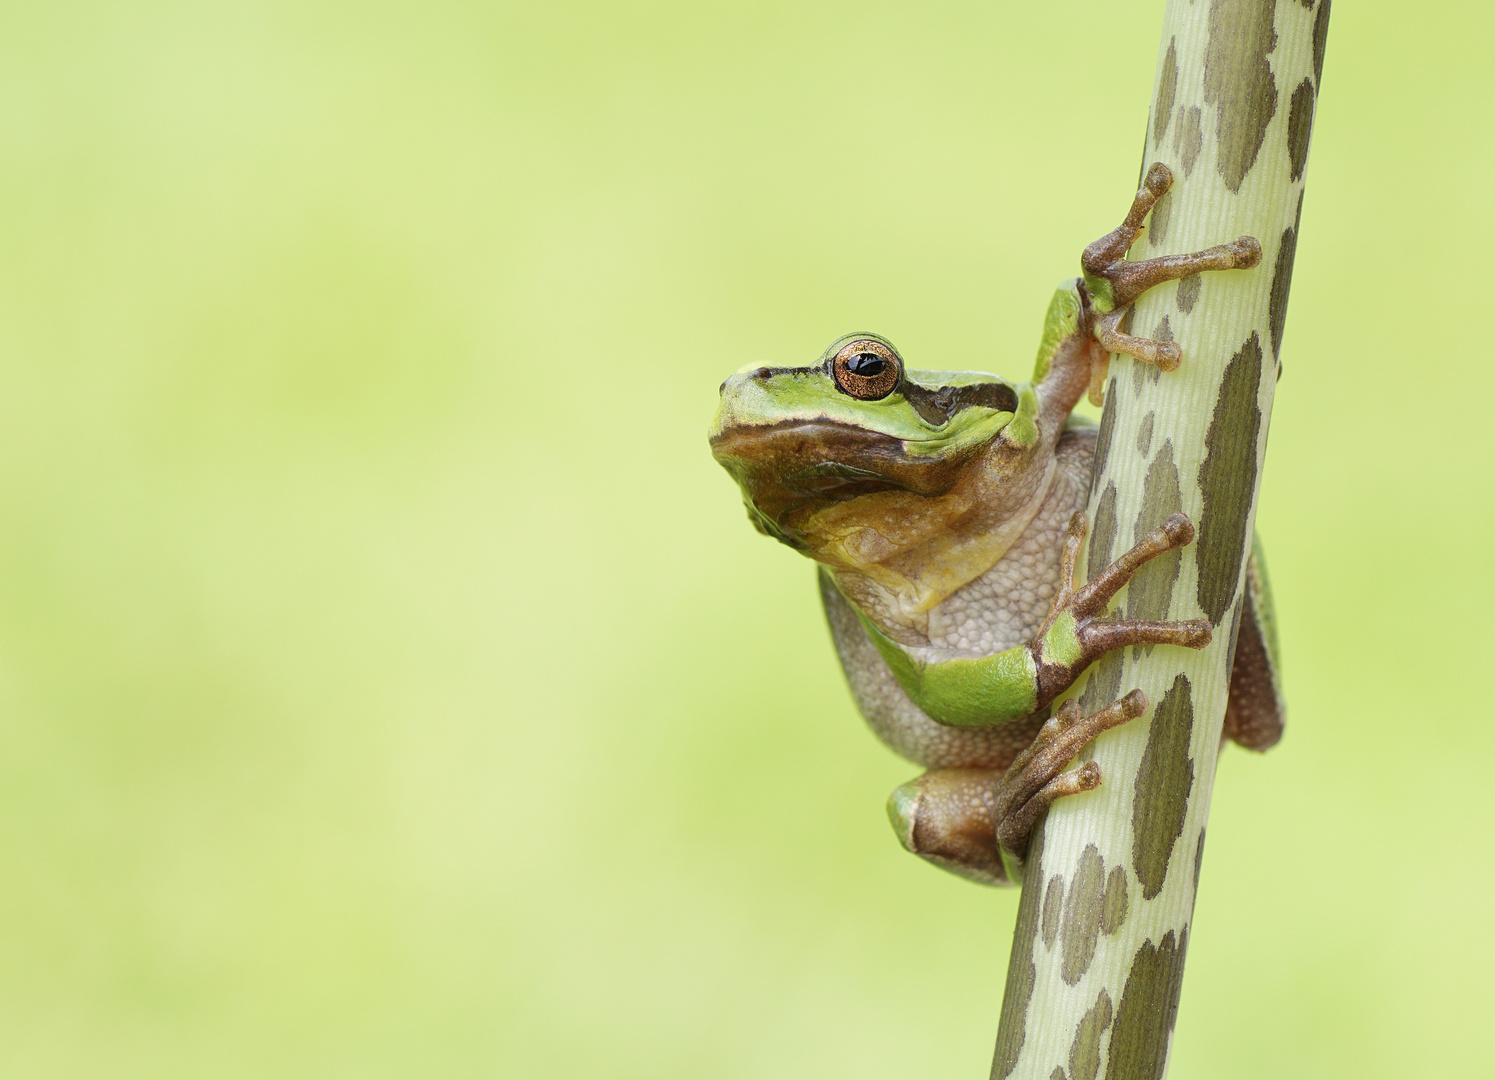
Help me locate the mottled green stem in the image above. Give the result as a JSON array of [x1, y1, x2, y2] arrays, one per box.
[[990, 3, 1328, 1078]]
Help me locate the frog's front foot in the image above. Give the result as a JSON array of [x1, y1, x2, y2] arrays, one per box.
[[1031, 511, 1211, 706], [1081, 162, 1262, 403], [992, 690, 1148, 864]]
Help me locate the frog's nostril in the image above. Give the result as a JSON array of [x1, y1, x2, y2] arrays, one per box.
[[755, 367, 772, 380], [719, 380, 727, 395]]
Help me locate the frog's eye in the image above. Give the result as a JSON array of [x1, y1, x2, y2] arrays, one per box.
[[831, 339, 901, 401]]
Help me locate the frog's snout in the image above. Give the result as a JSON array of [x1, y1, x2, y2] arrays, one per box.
[[719, 366, 776, 398]]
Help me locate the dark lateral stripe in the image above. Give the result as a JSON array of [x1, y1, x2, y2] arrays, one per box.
[[745, 366, 1018, 426], [902, 379, 1018, 425]]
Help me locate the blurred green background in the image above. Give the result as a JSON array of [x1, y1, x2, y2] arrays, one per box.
[[1, 1, 1490, 1076]]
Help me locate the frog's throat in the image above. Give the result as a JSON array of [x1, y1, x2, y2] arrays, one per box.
[[829, 455, 1058, 623]]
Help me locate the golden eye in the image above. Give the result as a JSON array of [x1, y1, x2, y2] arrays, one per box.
[[831, 339, 901, 400]]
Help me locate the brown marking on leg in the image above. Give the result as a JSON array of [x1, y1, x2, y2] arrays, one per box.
[[1222, 581, 1284, 750], [1087, 347, 1111, 406], [893, 767, 1007, 885]]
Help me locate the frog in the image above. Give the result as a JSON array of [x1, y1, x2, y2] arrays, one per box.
[[709, 163, 1284, 886]]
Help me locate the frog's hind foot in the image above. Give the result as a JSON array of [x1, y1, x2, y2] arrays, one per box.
[[885, 691, 1151, 886], [1093, 308, 1182, 373], [1080, 162, 1262, 403], [992, 690, 1149, 863]]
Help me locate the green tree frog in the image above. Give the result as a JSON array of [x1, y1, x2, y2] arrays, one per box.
[[709, 165, 1283, 886]]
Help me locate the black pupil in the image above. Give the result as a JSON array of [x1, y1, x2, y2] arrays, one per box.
[[849, 352, 886, 377]]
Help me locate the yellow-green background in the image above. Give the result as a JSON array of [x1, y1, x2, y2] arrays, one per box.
[[3, 2, 1489, 1076]]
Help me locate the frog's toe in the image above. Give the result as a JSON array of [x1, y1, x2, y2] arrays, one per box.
[[1081, 164, 1174, 275], [1094, 309, 1183, 371], [1100, 237, 1262, 313], [1070, 512, 1198, 618], [996, 761, 1101, 860]]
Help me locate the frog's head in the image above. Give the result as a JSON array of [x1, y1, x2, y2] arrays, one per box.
[[709, 334, 1036, 562]]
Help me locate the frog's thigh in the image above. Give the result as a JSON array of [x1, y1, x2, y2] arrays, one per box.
[[887, 767, 1008, 886]]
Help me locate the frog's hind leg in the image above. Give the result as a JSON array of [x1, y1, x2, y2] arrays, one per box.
[[887, 693, 1149, 887], [1081, 162, 1262, 401], [1080, 162, 1173, 276]]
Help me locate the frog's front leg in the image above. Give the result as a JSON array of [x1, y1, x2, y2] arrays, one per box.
[[1081, 162, 1262, 402], [888, 692, 1148, 886]]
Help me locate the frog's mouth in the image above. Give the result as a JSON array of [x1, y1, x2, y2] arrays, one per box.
[[710, 419, 986, 549]]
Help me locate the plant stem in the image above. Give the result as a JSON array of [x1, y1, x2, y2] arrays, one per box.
[[990, 2, 1329, 1077]]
